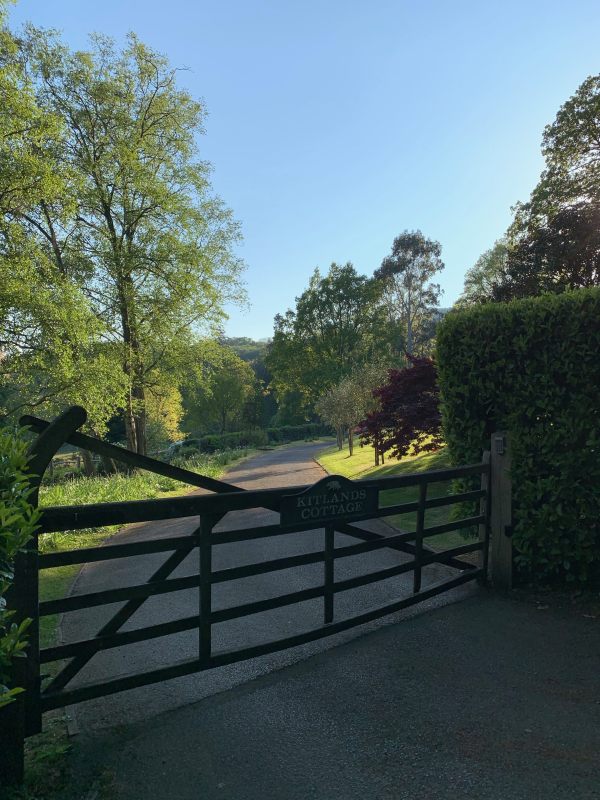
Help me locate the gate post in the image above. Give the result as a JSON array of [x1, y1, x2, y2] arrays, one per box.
[[0, 696, 25, 786], [490, 431, 512, 591]]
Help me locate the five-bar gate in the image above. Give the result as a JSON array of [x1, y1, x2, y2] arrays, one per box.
[[4, 406, 494, 783]]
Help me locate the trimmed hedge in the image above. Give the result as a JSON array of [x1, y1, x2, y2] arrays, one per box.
[[184, 423, 330, 454], [266, 423, 329, 443], [196, 429, 269, 453], [437, 288, 600, 585]]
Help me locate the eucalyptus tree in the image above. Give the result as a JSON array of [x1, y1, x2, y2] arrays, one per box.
[[7, 29, 244, 452], [375, 230, 444, 356]]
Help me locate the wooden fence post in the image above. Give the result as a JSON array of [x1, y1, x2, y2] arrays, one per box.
[[490, 431, 512, 591], [0, 697, 25, 786]]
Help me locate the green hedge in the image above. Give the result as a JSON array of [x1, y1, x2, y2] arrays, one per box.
[[436, 288, 600, 585], [196, 429, 269, 453], [266, 423, 329, 443], [182, 423, 330, 454]]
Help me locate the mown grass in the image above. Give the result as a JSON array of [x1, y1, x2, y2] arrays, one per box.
[[317, 442, 473, 551]]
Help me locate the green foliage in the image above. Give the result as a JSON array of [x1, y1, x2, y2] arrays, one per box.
[[437, 287, 600, 584], [189, 429, 268, 454], [185, 424, 329, 453], [315, 362, 387, 454], [266, 423, 330, 443], [182, 344, 260, 434], [0, 426, 40, 708], [375, 229, 444, 355], [456, 239, 509, 306], [267, 263, 391, 414], [0, 22, 244, 451]]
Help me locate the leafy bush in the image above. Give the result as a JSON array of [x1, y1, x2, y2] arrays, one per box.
[[437, 287, 600, 584], [0, 428, 40, 708]]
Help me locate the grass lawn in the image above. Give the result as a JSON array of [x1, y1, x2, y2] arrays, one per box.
[[317, 442, 476, 552]]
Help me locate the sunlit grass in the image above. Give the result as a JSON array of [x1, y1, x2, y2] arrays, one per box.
[[317, 441, 471, 551]]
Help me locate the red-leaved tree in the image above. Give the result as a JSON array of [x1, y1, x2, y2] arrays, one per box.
[[359, 355, 443, 462]]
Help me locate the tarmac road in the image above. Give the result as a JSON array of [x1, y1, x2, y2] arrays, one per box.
[[58, 440, 475, 734]]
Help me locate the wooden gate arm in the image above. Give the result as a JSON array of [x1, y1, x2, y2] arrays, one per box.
[[20, 412, 244, 496]]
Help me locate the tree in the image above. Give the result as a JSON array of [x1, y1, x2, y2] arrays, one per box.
[[183, 345, 257, 434], [3, 29, 244, 453], [0, 10, 128, 433], [495, 203, 600, 300], [374, 231, 444, 356], [268, 263, 387, 414], [359, 356, 443, 461], [315, 363, 387, 456], [456, 240, 509, 306], [497, 75, 600, 299]]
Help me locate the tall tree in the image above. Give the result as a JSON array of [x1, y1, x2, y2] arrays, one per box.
[[5, 29, 244, 452], [375, 230, 444, 356], [183, 345, 257, 434], [497, 74, 600, 299], [0, 8, 127, 433], [498, 203, 600, 300], [267, 263, 387, 414]]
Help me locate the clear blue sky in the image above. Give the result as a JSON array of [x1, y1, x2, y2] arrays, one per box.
[[9, 0, 600, 338]]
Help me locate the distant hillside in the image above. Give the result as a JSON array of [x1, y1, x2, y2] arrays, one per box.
[[220, 337, 271, 362]]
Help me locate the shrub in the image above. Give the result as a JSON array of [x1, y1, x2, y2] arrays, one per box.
[[436, 287, 600, 585], [0, 427, 40, 708]]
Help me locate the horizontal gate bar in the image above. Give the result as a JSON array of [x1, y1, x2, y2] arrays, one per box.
[[333, 528, 416, 559], [209, 569, 483, 669], [211, 584, 325, 623], [40, 615, 199, 663], [39, 534, 197, 569], [41, 655, 204, 711], [38, 463, 489, 533], [377, 488, 485, 515], [39, 573, 201, 616], [421, 515, 486, 538], [211, 549, 325, 583], [41, 569, 483, 711], [334, 561, 415, 592]]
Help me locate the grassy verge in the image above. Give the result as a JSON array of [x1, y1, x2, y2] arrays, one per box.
[[9, 447, 255, 800], [316, 442, 471, 551]]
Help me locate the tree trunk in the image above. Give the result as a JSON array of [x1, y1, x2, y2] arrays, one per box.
[[348, 427, 354, 456], [406, 291, 413, 356], [81, 449, 95, 477], [119, 274, 147, 455]]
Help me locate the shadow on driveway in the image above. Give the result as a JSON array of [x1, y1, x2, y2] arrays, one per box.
[[67, 591, 600, 800]]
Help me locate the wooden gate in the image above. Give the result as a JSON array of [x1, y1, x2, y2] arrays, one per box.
[[5, 406, 494, 781]]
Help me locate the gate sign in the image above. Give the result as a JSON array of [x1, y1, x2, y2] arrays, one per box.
[[280, 474, 378, 528]]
